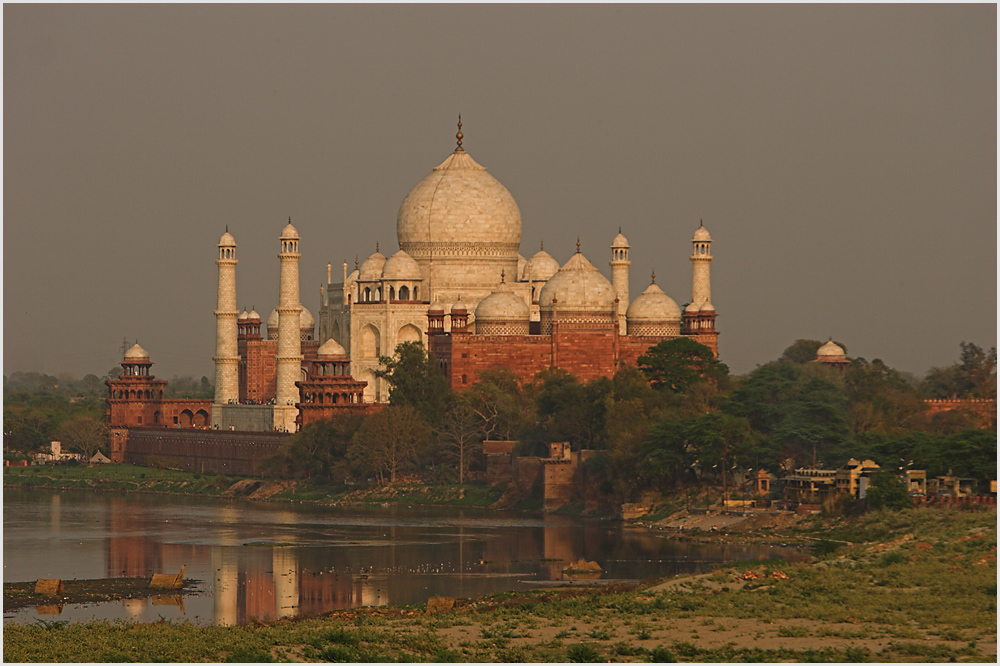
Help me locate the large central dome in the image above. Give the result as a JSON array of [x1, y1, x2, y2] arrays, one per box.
[[396, 139, 522, 302]]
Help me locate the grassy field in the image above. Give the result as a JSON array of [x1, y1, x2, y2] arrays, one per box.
[[4, 506, 995, 662], [3, 464, 505, 508]]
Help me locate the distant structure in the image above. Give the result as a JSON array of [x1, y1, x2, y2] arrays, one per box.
[[813, 339, 849, 372]]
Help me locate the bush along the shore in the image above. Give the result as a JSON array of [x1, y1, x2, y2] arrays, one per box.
[[3, 507, 995, 663]]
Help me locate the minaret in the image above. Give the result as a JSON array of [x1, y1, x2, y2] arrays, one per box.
[[690, 220, 712, 307], [610, 228, 630, 333], [274, 218, 303, 432], [213, 228, 239, 409]]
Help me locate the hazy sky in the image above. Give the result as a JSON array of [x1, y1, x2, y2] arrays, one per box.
[[4, 5, 996, 380]]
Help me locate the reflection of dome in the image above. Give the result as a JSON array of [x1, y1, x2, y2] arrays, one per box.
[[359, 250, 386, 281], [817, 340, 845, 357], [124, 343, 149, 360], [317, 337, 347, 357], [381, 250, 422, 280], [539, 252, 616, 312], [523, 247, 560, 282]]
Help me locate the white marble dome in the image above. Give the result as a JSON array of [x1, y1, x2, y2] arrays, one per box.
[[626, 282, 681, 321], [611, 231, 629, 248], [124, 342, 149, 360], [280, 220, 299, 240], [381, 250, 422, 280], [238, 310, 249, 321], [219, 230, 236, 247], [358, 250, 386, 281], [397, 150, 521, 249], [817, 340, 845, 357], [523, 247, 560, 282], [317, 337, 347, 357], [300, 306, 315, 330], [693, 224, 712, 242], [248, 309, 261, 321], [475, 288, 530, 321], [538, 251, 617, 312]]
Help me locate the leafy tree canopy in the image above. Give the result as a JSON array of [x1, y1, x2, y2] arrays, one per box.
[[921, 342, 997, 399], [375, 341, 453, 423], [637, 338, 729, 393]]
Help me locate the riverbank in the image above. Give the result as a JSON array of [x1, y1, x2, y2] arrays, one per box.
[[3, 578, 199, 612], [3, 464, 505, 508], [4, 506, 995, 662]]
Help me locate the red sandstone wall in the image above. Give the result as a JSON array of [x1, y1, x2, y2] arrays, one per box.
[[924, 399, 997, 428], [121, 427, 288, 476]]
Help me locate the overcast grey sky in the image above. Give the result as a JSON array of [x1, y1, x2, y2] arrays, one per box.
[[4, 4, 996, 380]]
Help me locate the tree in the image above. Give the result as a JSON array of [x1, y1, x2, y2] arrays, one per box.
[[638, 338, 729, 393], [921, 342, 997, 399], [264, 416, 362, 481], [466, 367, 530, 441], [375, 342, 452, 423], [438, 399, 484, 483], [845, 358, 924, 435], [348, 405, 432, 484], [55, 416, 109, 459], [527, 369, 611, 450], [865, 470, 912, 511]]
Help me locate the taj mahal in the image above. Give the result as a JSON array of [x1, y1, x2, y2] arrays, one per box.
[[107, 121, 718, 438]]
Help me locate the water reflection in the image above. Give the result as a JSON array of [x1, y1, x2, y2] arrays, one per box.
[[4, 489, 808, 626]]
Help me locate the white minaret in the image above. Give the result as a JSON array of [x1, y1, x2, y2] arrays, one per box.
[[213, 228, 239, 407], [690, 220, 713, 308], [274, 218, 303, 432], [610, 228, 630, 332]]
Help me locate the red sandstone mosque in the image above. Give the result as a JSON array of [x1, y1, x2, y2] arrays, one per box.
[[107, 122, 719, 441]]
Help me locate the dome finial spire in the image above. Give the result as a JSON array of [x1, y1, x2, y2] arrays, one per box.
[[699, 218, 704, 228], [355, 255, 359, 270], [376, 241, 379, 253], [576, 237, 581, 253], [455, 115, 464, 152], [619, 225, 622, 234], [500, 268, 506, 284], [651, 270, 656, 284], [540, 240, 544, 251]]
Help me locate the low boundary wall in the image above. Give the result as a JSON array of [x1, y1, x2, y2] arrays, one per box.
[[122, 427, 289, 476]]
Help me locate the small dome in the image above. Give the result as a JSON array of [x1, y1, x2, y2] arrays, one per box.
[[300, 306, 315, 330], [428, 302, 446, 315], [817, 340, 845, 357], [699, 300, 715, 313], [626, 282, 681, 321], [538, 251, 617, 311], [124, 343, 149, 360], [475, 288, 530, 322], [517, 254, 527, 280], [381, 250, 422, 281], [451, 299, 468, 314], [238, 310, 249, 321], [523, 247, 560, 282], [317, 337, 347, 357], [611, 231, 629, 248], [359, 250, 386, 281], [685, 300, 703, 313], [248, 309, 261, 321], [280, 220, 299, 240], [219, 230, 236, 247], [267, 308, 279, 329], [693, 224, 712, 242]]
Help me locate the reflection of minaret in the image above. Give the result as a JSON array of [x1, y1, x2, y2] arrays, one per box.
[[274, 219, 302, 432], [213, 229, 240, 413], [610, 229, 630, 333], [50, 493, 60, 536], [212, 548, 239, 627], [272, 549, 299, 619]]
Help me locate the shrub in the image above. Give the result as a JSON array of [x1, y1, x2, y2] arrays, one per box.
[[649, 646, 675, 662], [567, 643, 600, 662]]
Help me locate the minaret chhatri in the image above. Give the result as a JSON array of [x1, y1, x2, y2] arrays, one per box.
[[690, 219, 712, 308], [274, 218, 303, 432], [213, 228, 239, 407], [610, 228, 630, 333]]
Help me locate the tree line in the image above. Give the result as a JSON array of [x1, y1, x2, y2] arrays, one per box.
[[264, 338, 996, 499]]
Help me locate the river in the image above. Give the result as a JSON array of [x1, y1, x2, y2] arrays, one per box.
[[3, 489, 806, 626]]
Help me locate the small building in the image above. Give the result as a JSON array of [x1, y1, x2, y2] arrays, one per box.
[[782, 458, 880, 505], [90, 451, 112, 464], [813, 339, 849, 372]]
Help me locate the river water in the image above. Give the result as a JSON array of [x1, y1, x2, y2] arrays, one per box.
[[3, 489, 806, 626]]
